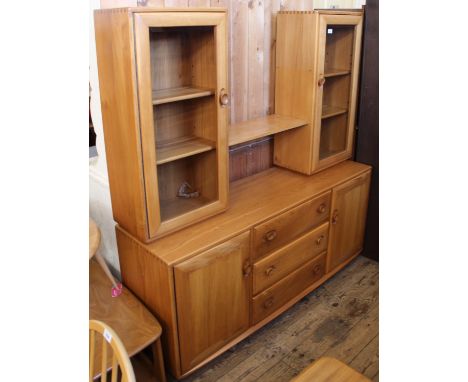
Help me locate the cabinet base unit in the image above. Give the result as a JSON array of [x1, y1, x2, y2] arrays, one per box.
[[116, 161, 371, 379]]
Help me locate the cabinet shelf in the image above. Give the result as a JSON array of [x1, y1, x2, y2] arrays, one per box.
[[321, 105, 348, 119], [160, 196, 213, 222], [229, 114, 307, 146], [324, 68, 351, 78], [156, 136, 216, 165], [152, 86, 214, 105]]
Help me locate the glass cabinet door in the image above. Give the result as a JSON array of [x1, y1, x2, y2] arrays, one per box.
[[314, 14, 362, 170], [133, 12, 228, 239]]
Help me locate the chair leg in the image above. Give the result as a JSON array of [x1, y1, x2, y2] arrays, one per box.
[[152, 339, 167, 382]]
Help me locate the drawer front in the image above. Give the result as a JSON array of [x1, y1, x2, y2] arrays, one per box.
[[253, 222, 329, 295], [252, 253, 326, 324], [252, 192, 331, 260]]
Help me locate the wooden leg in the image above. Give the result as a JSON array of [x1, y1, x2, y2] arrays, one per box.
[[94, 252, 119, 288], [152, 338, 167, 382]]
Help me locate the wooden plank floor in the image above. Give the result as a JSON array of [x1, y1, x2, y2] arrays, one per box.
[[133, 256, 379, 382]]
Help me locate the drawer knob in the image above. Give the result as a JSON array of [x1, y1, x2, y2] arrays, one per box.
[[263, 297, 274, 309], [317, 203, 326, 214], [318, 77, 326, 87], [312, 264, 322, 275], [316, 235, 325, 246], [265, 265, 276, 277], [219, 88, 230, 107], [332, 210, 339, 225], [264, 230, 277, 242]]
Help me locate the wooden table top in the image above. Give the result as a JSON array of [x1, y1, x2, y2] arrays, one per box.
[[89, 259, 162, 377], [291, 357, 371, 382]]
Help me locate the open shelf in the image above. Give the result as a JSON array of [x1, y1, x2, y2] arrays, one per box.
[[158, 150, 218, 223], [324, 68, 351, 78], [156, 136, 216, 165], [152, 86, 214, 105], [229, 114, 307, 147], [321, 105, 348, 119]]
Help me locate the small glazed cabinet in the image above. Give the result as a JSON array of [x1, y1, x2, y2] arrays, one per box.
[[116, 161, 371, 379], [274, 10, 363, 175], [94, 8, 229, 243]]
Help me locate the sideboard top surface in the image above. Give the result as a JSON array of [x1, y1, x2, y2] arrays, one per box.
[[117, 161, 371, 266]]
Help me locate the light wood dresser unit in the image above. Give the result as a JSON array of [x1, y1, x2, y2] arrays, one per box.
[[94, 8, 229, 243], [116, 161, 371, 379], [274, 10, 363, 175]]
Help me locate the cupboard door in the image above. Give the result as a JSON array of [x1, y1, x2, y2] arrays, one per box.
[[327, 171, 371, 272], [312, 14, 363, 172], [174, 231, 250, 373], [133, 11, 229, 240]]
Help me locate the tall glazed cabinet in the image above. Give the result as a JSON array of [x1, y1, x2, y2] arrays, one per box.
[[94, 8, 229, 243], [274, 10, 363, 175]]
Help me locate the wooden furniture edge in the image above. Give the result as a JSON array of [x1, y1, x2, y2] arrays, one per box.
[[115, 227, 182, 375], [94, 9, 150, 242], [176, 249, 363, 379]]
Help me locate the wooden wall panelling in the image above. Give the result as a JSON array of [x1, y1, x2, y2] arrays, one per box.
[[229, 137, 274, 182]]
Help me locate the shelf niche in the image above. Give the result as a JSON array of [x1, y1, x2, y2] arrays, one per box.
[[158, 150, 218, 222], [229, 114, 307, 147]]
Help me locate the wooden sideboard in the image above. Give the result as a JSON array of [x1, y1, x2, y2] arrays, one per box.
[[116, 160, 371, 379]]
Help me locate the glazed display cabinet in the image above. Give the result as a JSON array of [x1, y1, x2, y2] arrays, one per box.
[[274, 10, 363, 175], [94, 8, 229, 242]]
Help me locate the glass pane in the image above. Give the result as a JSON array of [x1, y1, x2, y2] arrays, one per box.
[[149, 26, 219, 222], [319, 24, 355, 161]]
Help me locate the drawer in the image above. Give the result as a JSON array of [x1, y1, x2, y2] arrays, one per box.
[[252, 192, 331, 260], [252, 253, 326, 324], [253, 222, 329, 295]]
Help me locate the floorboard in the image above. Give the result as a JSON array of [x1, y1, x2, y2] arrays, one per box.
[[132, 256, 379, 381]]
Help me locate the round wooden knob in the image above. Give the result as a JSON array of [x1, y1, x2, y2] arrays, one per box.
[[316, 235, 325, 246], [243, 261, 252, 278], [264, 230, 277, 242], [317, 203, 326, 214], [332, 210, 339, 225], [312, 264, 322, 275], [265, 266, 276, 277], [219, 88, 229, 106], [318, 77, 326, 87], [263, 297, 274, 309]]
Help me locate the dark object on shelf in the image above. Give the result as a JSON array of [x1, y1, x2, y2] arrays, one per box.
[[177, 182, 200, 199]]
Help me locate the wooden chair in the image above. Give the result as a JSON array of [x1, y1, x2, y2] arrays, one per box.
[[89, 319, 136, 382], [291, 357, 371, 382]]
